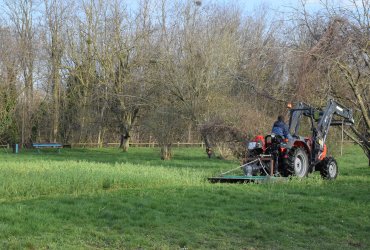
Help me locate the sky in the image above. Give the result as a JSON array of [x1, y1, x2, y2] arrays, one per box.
[[85, 0, 326, 14], [0, 0, 357, 18], [195, 0, 323, 12], [196, 0, 367, 15]]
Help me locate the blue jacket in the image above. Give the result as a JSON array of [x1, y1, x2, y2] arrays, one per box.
[[272, 120, 290, 138]]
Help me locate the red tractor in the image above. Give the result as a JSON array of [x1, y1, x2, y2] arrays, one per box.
[[208, 99, 354, 183]]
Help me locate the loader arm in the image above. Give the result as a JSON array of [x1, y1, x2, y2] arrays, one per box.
[[288, 102, 320, 136], [317, 99, 354, 143], [288, 99, 354, 165]]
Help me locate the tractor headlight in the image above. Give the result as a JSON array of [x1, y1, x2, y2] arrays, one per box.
[[248, 142, 257, 150]]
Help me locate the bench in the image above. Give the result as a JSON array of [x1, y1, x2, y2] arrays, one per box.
[[33, 143, 63, 153]]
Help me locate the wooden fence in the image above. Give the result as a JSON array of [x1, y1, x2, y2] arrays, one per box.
[[70, 142, 205, 148], [3, 142, 206, 148], [0, 140, 366, 150], [0, 142, 206, 149]]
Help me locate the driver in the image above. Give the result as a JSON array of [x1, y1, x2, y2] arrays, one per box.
[[272, 115, 292, 140]]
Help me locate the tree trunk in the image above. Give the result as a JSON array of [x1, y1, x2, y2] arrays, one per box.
[[161, 144, 172, 160], [52, 62, 60, 143], [120, 132, 130, 152], [201, 133, 214, 158], [118, 111, 138, 152], [97, 130, 102, 147], [349, 126, 370, 166], [97, 101, 107, 148], [187, 123, 192, 143]]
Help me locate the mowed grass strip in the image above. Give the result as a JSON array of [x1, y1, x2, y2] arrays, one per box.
[[0, 146, 369, 249]]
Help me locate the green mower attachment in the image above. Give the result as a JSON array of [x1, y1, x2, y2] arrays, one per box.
[[208, 175, 283, 183], [207, 175, 285, 184], [207, 156, 286, 184]]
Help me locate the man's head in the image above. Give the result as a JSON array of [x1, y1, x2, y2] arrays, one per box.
[[277, 115, 284, 122]]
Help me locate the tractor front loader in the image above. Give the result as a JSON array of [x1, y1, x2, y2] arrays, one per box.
[[208, 99, 354, 183]]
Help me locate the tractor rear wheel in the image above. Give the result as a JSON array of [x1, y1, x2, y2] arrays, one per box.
[[287, 147, 309, 178], [319, 157, 338, 180]]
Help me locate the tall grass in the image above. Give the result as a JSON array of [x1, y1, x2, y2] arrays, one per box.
[[0, 147, 238, 200], [0, 146, 369, 249], [0, 160, 210, 200]]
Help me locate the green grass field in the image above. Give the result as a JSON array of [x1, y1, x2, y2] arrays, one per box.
[[0, 146, 369, 249]]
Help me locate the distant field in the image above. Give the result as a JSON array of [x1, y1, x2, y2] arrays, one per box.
[[0, 146, 369, 249]]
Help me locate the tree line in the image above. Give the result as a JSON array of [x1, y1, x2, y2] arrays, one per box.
[[0, 0, 368, 161]]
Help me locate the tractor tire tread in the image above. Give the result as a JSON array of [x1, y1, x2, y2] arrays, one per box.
[[286, 147, 309, 177], [319, 157, 338, 180]]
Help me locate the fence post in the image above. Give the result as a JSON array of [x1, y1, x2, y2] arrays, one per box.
[[341, 120, 344, 156]]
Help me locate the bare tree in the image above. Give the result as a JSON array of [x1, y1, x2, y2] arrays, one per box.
[[296, 1, 370, 163], [5, 0, 36, 146], [63, 0, 103, 142], [42, 0, 70, 142], [143, 103, 188, 160], [0, 26, 18, 143], [108, 0, 156, 151]]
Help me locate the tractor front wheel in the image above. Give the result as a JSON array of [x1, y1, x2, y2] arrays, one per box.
[[319, 157, 338, 180], [287, 147, 309, 178]]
